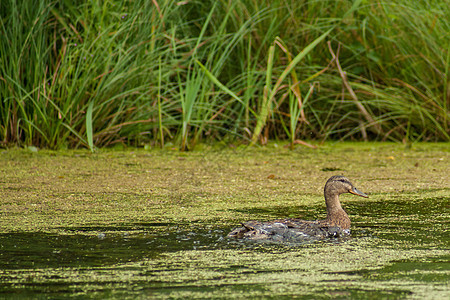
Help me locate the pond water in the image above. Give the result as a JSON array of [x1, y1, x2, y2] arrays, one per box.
[[0, 197, 449, 299]]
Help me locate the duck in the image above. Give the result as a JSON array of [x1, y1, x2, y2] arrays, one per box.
[[227, 175, 368, 242]]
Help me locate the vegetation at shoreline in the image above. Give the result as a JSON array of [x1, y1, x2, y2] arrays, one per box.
[[1, 0, 449, 150]]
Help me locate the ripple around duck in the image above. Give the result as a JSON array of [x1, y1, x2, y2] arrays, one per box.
[[0, 224, 354, 272]]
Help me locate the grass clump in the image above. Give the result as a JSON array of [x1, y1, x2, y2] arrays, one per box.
[[0, 0, 448, 150]]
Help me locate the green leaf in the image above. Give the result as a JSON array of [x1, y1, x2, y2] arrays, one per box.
[[86, 101, 95, 152]]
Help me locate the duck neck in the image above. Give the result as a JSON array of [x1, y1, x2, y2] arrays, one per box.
[[324, 191, 350, 229], [325, 193, 344, 216]]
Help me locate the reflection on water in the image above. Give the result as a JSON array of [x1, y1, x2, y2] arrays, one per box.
[[0, 197, 449, 299]]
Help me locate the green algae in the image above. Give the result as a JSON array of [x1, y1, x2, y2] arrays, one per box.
[[0, 142, 449, 298], [0, 142, 448, 232], [0, 229, 447, 298]]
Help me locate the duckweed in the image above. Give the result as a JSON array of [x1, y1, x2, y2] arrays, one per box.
[[0, 142, 448, 298]]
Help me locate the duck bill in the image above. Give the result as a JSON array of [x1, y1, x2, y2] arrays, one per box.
[[349, 187, 368, 198]]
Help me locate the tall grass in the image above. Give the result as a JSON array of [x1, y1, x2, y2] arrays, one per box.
[[0, 0, 448, 150]]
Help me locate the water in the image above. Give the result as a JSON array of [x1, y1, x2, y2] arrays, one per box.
[[0, 197, 448, 299]]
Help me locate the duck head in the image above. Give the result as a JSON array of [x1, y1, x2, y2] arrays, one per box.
[[324, 175, 368, 199]]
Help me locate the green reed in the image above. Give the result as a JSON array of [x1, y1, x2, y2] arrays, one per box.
[[0, 0, 448, 149]]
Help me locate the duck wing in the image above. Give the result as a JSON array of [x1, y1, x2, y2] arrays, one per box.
[[227, 219, 349, 242]]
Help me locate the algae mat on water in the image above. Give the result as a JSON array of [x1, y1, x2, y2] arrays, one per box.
[[0, 142, 449, 298]]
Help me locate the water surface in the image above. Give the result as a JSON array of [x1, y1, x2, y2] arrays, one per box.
[[1, 196, 448, 299]]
